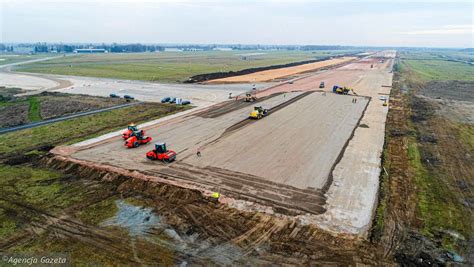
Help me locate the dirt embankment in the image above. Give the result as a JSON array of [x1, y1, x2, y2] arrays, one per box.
[[371, 70, 419, 261], [372, 63, 472, 265], [184, 54, 358, 83], [37, 154, 389, 265]]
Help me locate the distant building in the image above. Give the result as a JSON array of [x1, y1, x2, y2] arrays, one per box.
[[213, 47, 233, 51], [74, 48, 107, 53], [164, 48, 183, 52]]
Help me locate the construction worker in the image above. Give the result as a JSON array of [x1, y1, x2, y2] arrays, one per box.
[[196, 148, 201, 157], [229, 92, 232, 99], [210, 192, 220, 203]]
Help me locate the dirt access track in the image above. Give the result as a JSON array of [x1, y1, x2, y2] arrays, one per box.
[[206, 56, 357, 83], [51, 51, 395, 237]]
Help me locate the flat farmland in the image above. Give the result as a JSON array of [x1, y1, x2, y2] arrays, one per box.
[[16, 50, 356, 82]]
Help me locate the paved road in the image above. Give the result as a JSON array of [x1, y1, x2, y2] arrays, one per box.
[[0, 102, 140, 135]]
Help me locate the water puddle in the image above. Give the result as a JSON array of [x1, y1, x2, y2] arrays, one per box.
[[101, 200, 247, 265]]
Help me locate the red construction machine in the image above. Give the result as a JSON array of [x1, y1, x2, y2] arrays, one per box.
[[123, 123, 152, 148], [146, 142, 176, 162]]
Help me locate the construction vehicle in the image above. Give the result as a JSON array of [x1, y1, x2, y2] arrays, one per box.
[[383, 100, 388, 106], [332, 85, 357, 95], [146, 142, 176, 162], [122, 123, 138, 140], [244, 92, 257, 102], [249, 106, 268, 119], [123, 123, 152, 148]]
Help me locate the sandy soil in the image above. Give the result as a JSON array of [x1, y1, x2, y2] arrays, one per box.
[[185, 93, 368, 190], [206, 57, 356, 83]]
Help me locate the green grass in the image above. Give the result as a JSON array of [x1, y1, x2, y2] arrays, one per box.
[[75, 197, 118, 225], [0, 100, 188, 245], [17, 50, 356, 82], [0, 165, 65, 238], [373, 145, 389, 239], [27, 96, 41, 122], [0, 54, 51, 65], [0, 102, 188, 156], [404, 59, 474, 81], [407, 139, 466, 241]]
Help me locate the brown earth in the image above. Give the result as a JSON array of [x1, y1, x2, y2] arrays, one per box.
[[373, 62, 473, 265], [10, 155, 387, 265], [206, 57, 356, 83], [38, 92, 127, 120], [0, 103, 29, 128]]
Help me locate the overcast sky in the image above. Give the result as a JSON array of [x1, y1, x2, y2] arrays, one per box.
[[1, 0, 473, 48]]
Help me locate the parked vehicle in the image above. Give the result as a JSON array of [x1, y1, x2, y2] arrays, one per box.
[[124, 95, 135, 100], [161, 97, 171, 103], [181, 100, 191, 105], [109, 93, 120, 98]]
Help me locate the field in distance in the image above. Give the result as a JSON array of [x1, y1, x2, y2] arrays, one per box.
[[16, 50, 356, 83], [0, 54, 52, 65]]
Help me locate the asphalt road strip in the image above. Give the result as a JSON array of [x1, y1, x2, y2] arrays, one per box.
[[0, 102, 141, 135]]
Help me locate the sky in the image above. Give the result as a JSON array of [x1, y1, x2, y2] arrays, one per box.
[[1, 0, 473, 48]]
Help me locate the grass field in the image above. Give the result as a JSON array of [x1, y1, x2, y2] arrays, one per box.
[[0, 54, 51, 65], [383, 53, 473, 254], [0, 100, 189, 264], [399, 50, 474, 62], [16, 50, 356, 82], [0, 102, 188, 156], [404, 59, 474, 81]]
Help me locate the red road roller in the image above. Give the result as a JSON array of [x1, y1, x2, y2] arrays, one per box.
[[146, 142, 176, 162]]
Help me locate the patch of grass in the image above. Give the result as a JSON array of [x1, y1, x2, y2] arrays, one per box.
[[0, 54, 51, 65], [404, 59, 474, 81], [0, 212, 17, 239], [453, 123, 474, 150], [27, 96, 41, 122], [407, 139, 466, 245], [75, 197, 118, 225], [0, 164, 70, 209], [0, 102, 188, 155], [17, 50, 356, 82]]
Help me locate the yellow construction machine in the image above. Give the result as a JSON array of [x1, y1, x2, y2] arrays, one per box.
[[249, 106, 268, 119], [333, 85, 357, 95]]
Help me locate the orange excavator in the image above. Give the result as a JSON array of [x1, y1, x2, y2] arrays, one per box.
[[123, 123, 152, 148], [146, 142, 176, 162]]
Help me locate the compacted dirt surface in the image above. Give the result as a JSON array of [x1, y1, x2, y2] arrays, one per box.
[[51, 51, 395, 233], [39, 51, 398, 264], [185, 93, 369, 190]]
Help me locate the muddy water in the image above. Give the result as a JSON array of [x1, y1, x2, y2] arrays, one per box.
[[102, 200, 246, 265]]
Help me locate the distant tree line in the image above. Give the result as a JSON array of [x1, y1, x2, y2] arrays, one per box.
[[0, 44, 14, 52]]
